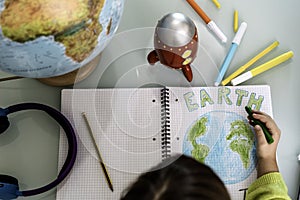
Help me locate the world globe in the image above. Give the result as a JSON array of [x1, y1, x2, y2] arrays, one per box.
[[183, 111, 257, 184], [0, 0, 124, 78]]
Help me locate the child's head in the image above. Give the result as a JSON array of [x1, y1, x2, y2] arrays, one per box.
[[121, 155, 230, 200]]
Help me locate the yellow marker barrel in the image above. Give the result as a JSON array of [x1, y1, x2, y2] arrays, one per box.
[[221, 41, 279, 86], [251, 51, 294, 76]]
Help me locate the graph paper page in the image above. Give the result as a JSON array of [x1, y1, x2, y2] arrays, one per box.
[[167, 85, 272, 200], [57, 88, 162, 199]]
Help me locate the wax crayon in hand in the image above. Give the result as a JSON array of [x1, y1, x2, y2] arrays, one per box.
[[245, 106, 274, 144]]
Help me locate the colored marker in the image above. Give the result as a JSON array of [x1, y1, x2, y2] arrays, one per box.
[[186, 0, 227, 43], [221, 41, 279, 86], [234, 10, 238, 32], [214, 22, 247, 86], [245, 106, 274, 144], [211, 0, 221, 9], [231, 51, 293, 85]]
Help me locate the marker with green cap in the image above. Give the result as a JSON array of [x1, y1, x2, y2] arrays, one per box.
[[245, 106, 274, 144]]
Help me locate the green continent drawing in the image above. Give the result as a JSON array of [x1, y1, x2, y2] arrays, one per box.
[[188, 117, 210, 163], [226, 120, 254, 169], [191, 144, 210, 163]]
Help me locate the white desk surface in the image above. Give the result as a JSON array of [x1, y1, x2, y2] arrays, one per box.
[[0, 0, 299, 199]]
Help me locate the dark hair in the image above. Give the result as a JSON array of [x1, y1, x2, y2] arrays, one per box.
[[121, 155, 230, 200]]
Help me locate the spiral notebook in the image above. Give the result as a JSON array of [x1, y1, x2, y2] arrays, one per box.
[[57, 85, 272, 200]]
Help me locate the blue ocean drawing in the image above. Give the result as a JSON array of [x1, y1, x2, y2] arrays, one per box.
[[183, 111, 257, 184]]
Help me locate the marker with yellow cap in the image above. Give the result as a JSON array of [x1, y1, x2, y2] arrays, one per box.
[[211, 0, 221, 9], [221, 41, 279, 86], [231, 51, 294, 86], [234, 10, 238, 32]]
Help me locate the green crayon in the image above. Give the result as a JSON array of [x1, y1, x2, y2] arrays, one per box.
[[245, 106, 274, 144]]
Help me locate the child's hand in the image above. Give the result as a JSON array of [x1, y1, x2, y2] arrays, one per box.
[[248, 110, 281, 177]]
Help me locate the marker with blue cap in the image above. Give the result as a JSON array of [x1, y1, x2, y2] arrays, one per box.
[[215, 22, 247, 86]]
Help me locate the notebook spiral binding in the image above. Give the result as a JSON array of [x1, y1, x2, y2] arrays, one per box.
[[161, 88, 171, 160]]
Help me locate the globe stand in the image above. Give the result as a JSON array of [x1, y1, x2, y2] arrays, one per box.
[[37, 53, 102, 86]]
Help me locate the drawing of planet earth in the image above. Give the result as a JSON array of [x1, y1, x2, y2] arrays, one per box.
[[0, 0, 124, 78], [183, 111, 257, 184]]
